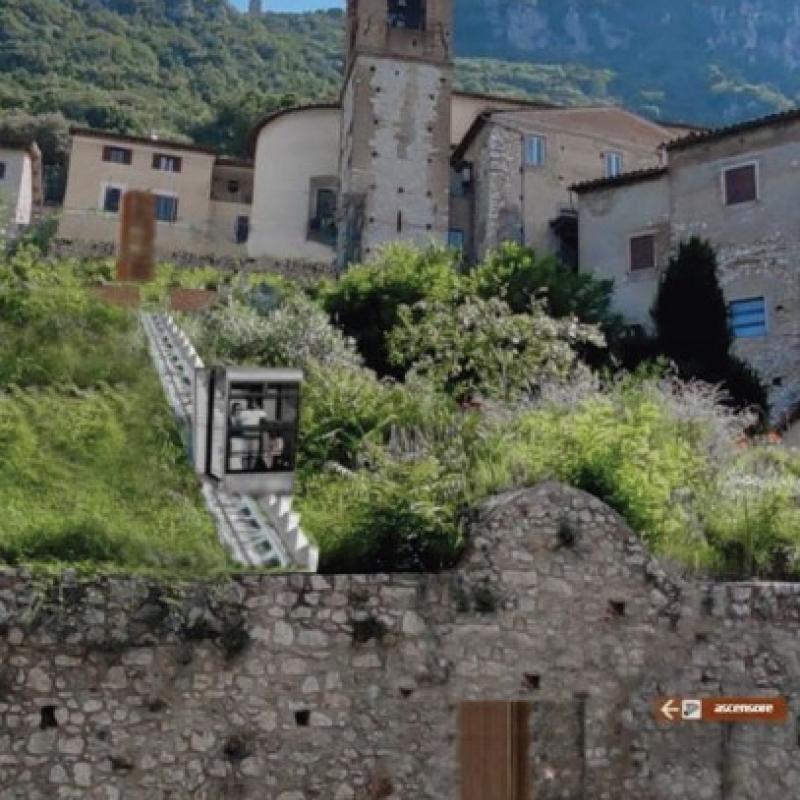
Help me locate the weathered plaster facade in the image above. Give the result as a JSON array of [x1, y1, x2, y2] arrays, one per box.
[[337, 0, 453, 266], [577, 115, 800, 421], [0, 144, 42, 236], [2, 482, 800, 799], [453, 107, 672, 264], [59, 131, 252, 261], [249, 106, 341, 266], [577, 172, 670, 328]]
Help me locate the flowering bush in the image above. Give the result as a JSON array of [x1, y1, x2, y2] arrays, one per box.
[[183, 293, 362, 371], [388, 295, 605, 401]]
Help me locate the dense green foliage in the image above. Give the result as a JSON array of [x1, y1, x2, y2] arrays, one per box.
[[189, 243, 800, 579], [0, 250, 227, 575], [320, 244, 462, 377], [388, 294, 602, 401], [4, 0, 798, 182], [652, 237, 768, 414]]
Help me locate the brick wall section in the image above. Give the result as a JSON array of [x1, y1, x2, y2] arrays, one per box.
[[89, 285, 141, 310], [1, 482, 799, 799], [168, 289, 219, 314]]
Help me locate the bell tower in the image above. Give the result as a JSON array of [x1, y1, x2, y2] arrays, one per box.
[[337, 0, 454, 268]]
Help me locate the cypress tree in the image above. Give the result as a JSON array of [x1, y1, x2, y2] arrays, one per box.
[[652, 236, 767, 414], [652, 237, 731, 368]]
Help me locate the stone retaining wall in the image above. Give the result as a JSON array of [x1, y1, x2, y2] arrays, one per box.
[[1, 482, 799, 799], [50, 240, 335, 282]]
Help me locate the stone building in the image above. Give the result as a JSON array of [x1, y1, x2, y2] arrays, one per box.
[[0, 141, 43, 238], [58, 129, 253, 262], [247, 0, 682, 270], [449, 107, 690, 266], [574, 109, 800, 423], [2, 482, 800, 799]]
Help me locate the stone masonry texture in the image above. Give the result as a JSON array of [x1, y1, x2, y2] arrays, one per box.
[[1, 482, 799, 799]]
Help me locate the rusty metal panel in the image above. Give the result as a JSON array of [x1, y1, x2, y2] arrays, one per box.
[[168, 288, 218, 314], [90, 284, 141, 310], [117, 190, 156, 283], [459, 701, 530, 800]]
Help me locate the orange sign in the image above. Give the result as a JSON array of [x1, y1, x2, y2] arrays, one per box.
[[117, 190, 156, 283], [655, 696, 788, 724]]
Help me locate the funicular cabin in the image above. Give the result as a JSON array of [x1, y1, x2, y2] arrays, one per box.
[[194, 367, 302, 496]]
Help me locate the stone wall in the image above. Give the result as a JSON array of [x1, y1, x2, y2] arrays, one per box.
[[2, 482, 799, 799], [49, 239, 335, 282]]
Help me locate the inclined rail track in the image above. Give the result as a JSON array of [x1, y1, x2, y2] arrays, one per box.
[[140, 312, 309, 570]]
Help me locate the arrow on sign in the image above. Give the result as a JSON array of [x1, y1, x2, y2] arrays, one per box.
[[660, 699, 680, 721]]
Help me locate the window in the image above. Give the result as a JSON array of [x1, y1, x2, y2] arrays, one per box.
[[448, 228, 465, 251], [235, 215, 249, 244], [308, 186, 337, 244], [103, 186, 122, 213], [629, 233, 656, 271], [0, 162, 6, 180], [729, 297, 767, 338], [152, 153, 182, 173], [724, 163, 757, 205], [154, 194, 178, 223], [228, 180, 240, 195], [605, 151, 623, 178], [387, 0, 425, 30], [524, 135, 546, 167], [102, 146, 132, 165], [226, 381, 299, 474]]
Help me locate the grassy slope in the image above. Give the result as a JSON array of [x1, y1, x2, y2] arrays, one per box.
[[0, 255, 228, 576]]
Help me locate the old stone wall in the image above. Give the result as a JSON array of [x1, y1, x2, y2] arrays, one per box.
[[50, 239, 335, 282], [2, 482, 799, 799]]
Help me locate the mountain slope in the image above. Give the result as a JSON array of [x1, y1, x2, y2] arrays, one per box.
[[1, 0, 799, 168]]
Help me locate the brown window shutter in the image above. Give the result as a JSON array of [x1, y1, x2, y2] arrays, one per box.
[[459, 701, 530, 800], [725, 164, 757, 205], [630, 234, 655, 271], [174, 156, 182, 173], [103, 146, 112, 162]]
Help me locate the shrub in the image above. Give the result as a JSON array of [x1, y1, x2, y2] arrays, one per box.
[[470, 242, 621, 329], [320, 243, 461, 376], [298, 458, 464, 573], [388, 294, 604, 401], [183, 293, 361, 371]]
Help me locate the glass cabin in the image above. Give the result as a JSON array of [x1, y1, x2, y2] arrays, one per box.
[[195, 366, 302, 495]]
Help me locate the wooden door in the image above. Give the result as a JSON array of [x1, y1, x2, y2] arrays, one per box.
[[459, 701, 531, 800]]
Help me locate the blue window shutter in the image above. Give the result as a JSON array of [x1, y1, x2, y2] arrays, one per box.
[[729, 297, 766, 338]]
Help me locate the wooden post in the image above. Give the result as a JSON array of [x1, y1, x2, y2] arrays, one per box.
[[117, 190, 156, 283]]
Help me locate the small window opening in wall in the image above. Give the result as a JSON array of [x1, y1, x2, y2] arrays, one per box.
[[729, 297, 767, 339], [724, 163, 757, 205], [295, 709, 310, 727], [387, 0, 425, 30], [773, 377, 784, 387], [523, 673, 541, 690], [604, 151, 623, 178], [397, 210, 403, 233], [40, 706, 58, 729], [609, 600, 626, 618], [629, 233, 656, 271]]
